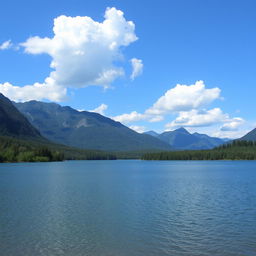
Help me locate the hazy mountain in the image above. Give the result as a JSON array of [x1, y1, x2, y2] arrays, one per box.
[[192, 132, 226, 148], [145, 127, 226, 150], [0, 93, 42, 140], [144, 131, 159, 137], [15, 101, 172, 152]]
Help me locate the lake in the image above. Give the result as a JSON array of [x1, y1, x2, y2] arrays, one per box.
[[0, 160, 256, 256]]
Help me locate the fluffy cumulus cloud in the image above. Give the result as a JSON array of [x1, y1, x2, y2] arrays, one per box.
[[0, 40, 12, 50], [220, 117, 244, 131], [0, 7, 139, 102], [165, 108, 245, 137], [212, 127, 250, 139], [130, 58, 143, 80], [90, 103, 108, 115], [146, 80, 221, 115], [0, 80, 66, 102], [113, 111, 146, 124], [113, 80, 245, 138], [149, 115, 164, 122], [165, 108, 227, 129], [113, 80, 221, 124]]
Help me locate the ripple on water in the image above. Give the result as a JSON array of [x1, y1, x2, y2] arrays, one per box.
[[0, 160, 256, 256]]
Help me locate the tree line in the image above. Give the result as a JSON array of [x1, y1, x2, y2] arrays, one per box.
[[0, 136, 116, 163], [142, 140, 256, 160]]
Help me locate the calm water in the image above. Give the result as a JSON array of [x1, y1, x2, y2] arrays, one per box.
[[0, 160, 256, 256]]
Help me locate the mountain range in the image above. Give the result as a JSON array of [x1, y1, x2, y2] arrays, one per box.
[[144, 127, 227, 150], [1, 92, 256, 154], [14, 100, 172, 152]]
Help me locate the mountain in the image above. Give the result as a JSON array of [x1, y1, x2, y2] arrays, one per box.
[[239, 128, 256, 141], [143, 131, 159, 137], [15, 101, 172, 152], [192, 132, 226, 148], [145, 127, 226, 150], [0, 93, 42, 140], [0, 93, 116, 162], [159, 128, 201, 150]]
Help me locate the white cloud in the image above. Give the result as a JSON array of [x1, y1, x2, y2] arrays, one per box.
[[113, 111, 164, 124], [212, 129, 249, 139], [0, 40, 12, 50], [0, 7, 139, 102], [149, 115, 164, 122], [113, 111, 146, 124], [165, 108, 227, 129], [165, 108, 245, 134], [220, 117, 244, 131], [212, 120, 256, 139], [21, 8, 137, 88], [146, 80, 221, 115], [183, 125, 249, 140], [113, 80, 221, 124], [130, 58, 143, 80], [0, 80, 66, 102], [129, 125, 146, 133], [90, 103, 108, 115], [112, 80, 245, 139]]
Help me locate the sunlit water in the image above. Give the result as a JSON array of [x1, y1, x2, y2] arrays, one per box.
[[0, 160, 256, 256]]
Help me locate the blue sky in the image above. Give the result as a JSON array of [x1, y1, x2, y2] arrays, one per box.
[[0, 0, 256, 138]]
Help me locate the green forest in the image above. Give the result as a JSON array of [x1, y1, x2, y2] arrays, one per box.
[[2, 137, 256, 163], [142, 140, 256, 160], [0, 136, 116, 163]]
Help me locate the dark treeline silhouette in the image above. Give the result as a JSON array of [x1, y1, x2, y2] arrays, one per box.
[[142, 140, 256, 160]]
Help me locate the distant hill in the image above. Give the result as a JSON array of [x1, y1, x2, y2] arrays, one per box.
[[239, 128, 256, 141], [15, 101, 172, 152], [0, 93, 42, 140], [144, 127, 226, 150]]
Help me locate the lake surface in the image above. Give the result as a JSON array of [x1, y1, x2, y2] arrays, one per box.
[[0, 160, 256, 256]]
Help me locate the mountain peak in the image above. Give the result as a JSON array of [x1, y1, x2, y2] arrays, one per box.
[[158, 127, 226, 150], [174, 127, 190, 134]]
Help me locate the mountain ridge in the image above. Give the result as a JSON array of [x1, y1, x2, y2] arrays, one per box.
[[144, 127, 226, 150], [239, 128, 256, 141], [0, 93, 43, 140], [15, 100, 172, 152]]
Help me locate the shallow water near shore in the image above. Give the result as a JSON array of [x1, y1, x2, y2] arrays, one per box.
[[1, 160, 256, 256]]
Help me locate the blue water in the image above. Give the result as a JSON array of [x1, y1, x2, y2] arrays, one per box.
[[0, 160, 256, 256]]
